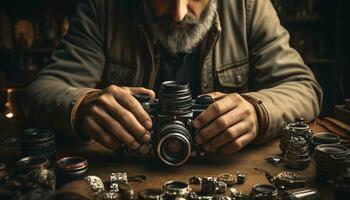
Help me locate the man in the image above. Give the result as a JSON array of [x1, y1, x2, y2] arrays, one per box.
[[24, 0, 322, 155]]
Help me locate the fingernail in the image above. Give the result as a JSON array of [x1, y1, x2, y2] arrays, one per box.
[[131, 141, 140, 150], [145, 120, 153, 129], [195, 135, 202, 144], [142, 134, 151, 143]]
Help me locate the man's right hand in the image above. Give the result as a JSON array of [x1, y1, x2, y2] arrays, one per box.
[[76, 85, 155, 150]]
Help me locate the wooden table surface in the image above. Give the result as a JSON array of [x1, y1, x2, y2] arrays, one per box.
[[0, 135, 335, 199]]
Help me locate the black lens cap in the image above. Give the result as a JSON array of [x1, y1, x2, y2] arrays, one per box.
[[312, 132, 340, 143], [315, 144, 349, 155], [196, 95, 214, 105]]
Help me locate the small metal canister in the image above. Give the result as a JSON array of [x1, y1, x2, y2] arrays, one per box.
[[280, 118, 312, 155]]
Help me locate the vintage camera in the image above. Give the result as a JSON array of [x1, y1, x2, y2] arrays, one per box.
[[116, 81, 214, 166]]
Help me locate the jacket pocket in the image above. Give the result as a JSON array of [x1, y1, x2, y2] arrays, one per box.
[[104, 58, 136, 86], [215, 60, 249, 93]]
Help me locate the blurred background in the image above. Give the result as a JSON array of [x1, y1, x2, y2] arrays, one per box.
[[0, 0, 349, 135]]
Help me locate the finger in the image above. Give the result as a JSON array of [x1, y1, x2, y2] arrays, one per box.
[[95, 97, 151, 143], [202, 120, 252, 151], [193, 93, 241, 129], [219, 132, 256, 155], [129, 87, 156, 99], [205, 92, 226, 101], [195, 107, 248, 144], [89, 104, 147, 149], [83, 116, 121, 150], [109, 86, 153, 129]]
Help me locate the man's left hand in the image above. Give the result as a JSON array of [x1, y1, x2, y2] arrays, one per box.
[[192, 92, 258, 155]]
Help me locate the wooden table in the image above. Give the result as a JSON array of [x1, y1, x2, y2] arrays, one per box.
[[0, 136, 335, 199]]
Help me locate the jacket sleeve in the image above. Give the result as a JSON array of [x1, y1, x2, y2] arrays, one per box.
[[23, 0, 105, 140], [243, 0, 323, 143]]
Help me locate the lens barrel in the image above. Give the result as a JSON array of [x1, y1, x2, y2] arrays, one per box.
[[156, 122, 192, 167], [280, 118, 312, 155], [250, 184, 278, 200], [158, 81, 193, 115], [21, 128, 55, 158], [314, 144, 350, 183], [310, 132, 340, 153]]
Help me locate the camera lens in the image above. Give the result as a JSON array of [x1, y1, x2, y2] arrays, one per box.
[[158, 81, 192, 115], [280, 119, 312, 155], [314, 144, 350, 183], [250, 184, 278, 200], [163, 180, 191, 199], [156, 122, 192, 166], [310, 132, 340, 153], [196, 95, 214, 106], [21, 128, 55, 158]]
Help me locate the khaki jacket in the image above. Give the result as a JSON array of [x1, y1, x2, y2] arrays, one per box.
[[24, 0, 323, 143]]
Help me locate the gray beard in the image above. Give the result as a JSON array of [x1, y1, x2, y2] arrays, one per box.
[[143, 0, 217, 55]]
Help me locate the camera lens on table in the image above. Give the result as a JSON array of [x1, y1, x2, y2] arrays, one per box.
[[55, 156, 88, 187], [16, 156, 50, 174], [21, 128, 55, 159], [314, 144, 350, 183], [284, 136, 311, 170], [310, 132, 340, 153], [250, 184, 278, 200], [163, 180, 191, 199], [280, 118, 312, 155]]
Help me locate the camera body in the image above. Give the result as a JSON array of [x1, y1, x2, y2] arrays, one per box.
[[115, 81, 213, 166]]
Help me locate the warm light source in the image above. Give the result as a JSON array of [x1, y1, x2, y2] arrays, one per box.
[[5, 112, 14, 119]]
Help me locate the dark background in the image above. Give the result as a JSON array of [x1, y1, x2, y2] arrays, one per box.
[[0, 0, 349, 120]]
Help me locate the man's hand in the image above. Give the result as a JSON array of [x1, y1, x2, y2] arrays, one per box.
[[77, 85, 155, 150], [192, 92, 258, 155]]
